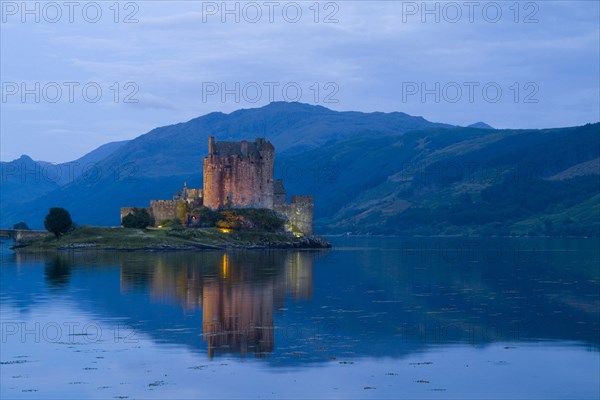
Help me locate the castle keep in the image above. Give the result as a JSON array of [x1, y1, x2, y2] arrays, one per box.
[[120, 136, 314, 235], [203, 137, 274, 209]]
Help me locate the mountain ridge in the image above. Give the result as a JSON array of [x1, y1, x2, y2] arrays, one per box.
[[1, 103, 598, 236]]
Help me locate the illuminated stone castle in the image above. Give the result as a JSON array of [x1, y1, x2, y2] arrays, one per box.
[[120, 136, 314, 235], [203, 136, 274, 209]]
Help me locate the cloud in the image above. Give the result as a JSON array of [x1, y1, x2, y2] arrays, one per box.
[[125, 93, 178, 111], [0, 0, 598, 162]]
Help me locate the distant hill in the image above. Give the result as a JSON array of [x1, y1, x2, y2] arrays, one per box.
[[467, 122, 494, 129], [1, 103, 598, 236], [70, 101, 453, 180], [0, 102, 453, 228], [1, 141, 129, 224], [77, 140, 130, 164], [1, 155, 61, 226], [57, 140, 130, 185], [281, 123, 599, 236]]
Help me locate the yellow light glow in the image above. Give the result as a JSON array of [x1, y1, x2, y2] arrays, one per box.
[[219, 228, 231, 233], [221, 254, 228, 279]]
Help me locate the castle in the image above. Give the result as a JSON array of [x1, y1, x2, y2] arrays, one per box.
[[120, 136, 314, 235], [204, 136, 274, 209]]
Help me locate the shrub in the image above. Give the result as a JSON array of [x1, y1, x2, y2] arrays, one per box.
[[122, 208, 155, 229], [216, 210, 242, 230], [190, 206, 220, 227], [216, 208, 284, 231], [13, 221, 30, 230]]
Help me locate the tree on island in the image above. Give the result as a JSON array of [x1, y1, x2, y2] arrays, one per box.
[[13, 221, 30, 230], [177, 200, 189, 225], [122, 208, 154, 229], [44, 207, 73, 240]]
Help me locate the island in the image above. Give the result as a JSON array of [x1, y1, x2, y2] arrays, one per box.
[[9, 137, 331, 251], [9, 224, 331, 251]]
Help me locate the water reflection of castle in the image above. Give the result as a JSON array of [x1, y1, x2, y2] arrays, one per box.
[[119, 251, 315, 358]]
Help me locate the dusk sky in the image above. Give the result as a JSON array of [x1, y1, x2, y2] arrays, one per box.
[[1, 0, 599, 163]]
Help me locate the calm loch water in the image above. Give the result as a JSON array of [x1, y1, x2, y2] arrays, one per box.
[[1, 237, 598, 399]]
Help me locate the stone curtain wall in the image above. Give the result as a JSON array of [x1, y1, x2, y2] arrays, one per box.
[[275, 196, 314, 235], [149, 200, 178, 225]]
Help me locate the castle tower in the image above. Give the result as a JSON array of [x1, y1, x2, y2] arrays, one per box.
[[202, 137, 275, 210]]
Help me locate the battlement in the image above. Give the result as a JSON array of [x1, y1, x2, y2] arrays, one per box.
[[291, 195, 313, 204], [206, 136, 274, 159], [149, 200, 177, 207]]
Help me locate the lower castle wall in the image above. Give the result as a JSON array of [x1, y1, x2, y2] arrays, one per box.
[[150, 200, 178, 225], [274, 196, 314, 235]]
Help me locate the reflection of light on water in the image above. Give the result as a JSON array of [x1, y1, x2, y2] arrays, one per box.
[[219, 228, 231, 233], [2, 237, 599, 398], [221, 253, 228, 279]]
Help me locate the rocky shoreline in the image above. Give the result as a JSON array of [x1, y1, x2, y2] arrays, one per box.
[[12, 226, 332, 252]]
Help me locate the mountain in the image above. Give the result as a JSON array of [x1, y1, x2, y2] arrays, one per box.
[[1, 103, 598, 236], [1, 154, 60, 194], [281, 123, 600, 236], [76, 140, 130, 164], [0, 102, 454, 228], [1, 155, 61, 226], [467, 122, 494, 129], [55, 140, 130, 186], [73, 101, 453, 180], [1, 141, 129, 225]]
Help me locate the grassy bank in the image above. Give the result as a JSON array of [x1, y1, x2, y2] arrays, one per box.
[[13, 226, 331, 252]]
